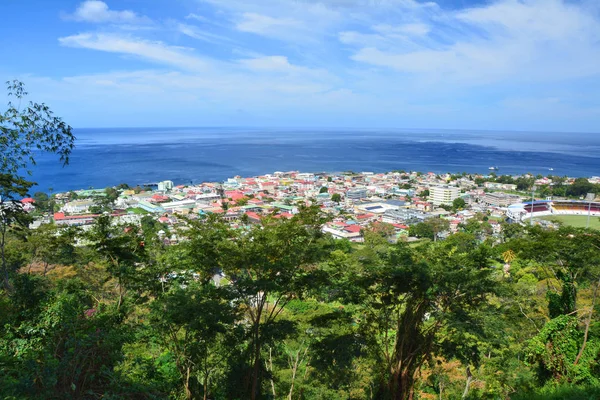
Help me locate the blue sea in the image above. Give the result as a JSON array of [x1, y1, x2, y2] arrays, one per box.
[[30, 128, 600, 193]]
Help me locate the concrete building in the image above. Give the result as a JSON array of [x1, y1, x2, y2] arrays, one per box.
[[382, 209, 431, 225], [195, 193, 221, 204], [346, 188, 369, 200], [161, 199, 196, 213], [430, 186, 460, 206], [484, 192, 522, 207], [138, 200, 165, 214], [62, 200, 95, 214], [158, 180, 174, 192]]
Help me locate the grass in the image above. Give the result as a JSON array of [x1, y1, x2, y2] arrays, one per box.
[[539, 214, 600, 229], [127, 207, 150, 215]]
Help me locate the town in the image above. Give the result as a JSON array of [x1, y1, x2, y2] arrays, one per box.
[[22, 170, 600, 242]]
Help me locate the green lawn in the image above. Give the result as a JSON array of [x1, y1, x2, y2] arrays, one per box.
[[539, 214, 600, 229], [126, 207, 149, 215]]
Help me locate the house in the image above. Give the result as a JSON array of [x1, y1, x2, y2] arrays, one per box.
[[138, 200, 166, 214], [225, 190, 246, 201], [259, 181, 277, 192], [322, 222, 363, 242], [53, 212, 96, 226], [245, 212, 262, 223], [62, 200, 95, 214]]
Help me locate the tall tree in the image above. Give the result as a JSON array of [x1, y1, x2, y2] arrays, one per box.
[[0, 80, 75, 289], [333, 233, 497, 400], [219, 207, 331, 399]]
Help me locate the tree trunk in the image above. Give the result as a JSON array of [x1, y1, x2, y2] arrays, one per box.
[[185, 365, 192, 400], [251, 339, 261, 400], [268, 347, 276, 398], [1, 223, 9, 291], [461, 366, 473, 399], [574, 277, 600, 365], [288, 348, 304, 400], [251, 304, 263, 400], [388, 300, 429, 400], [203, 373, 208, 400]]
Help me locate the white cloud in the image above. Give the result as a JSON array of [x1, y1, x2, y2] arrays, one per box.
[[373, 23, 430, 37], [173, 22, 235, 44], [238, 55, 296, 71], [345, 0, 600, 85], [185, 13, 210, 23], [66, 1, 151, 24], [236, 13, 304, 35], [59, 33, 208, 71], [43, 0, 600, 129]]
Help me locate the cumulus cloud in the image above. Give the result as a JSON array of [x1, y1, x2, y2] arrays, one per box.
[[66, 0, 151, 24]]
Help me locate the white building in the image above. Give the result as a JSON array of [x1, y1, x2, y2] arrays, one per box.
[[162, 199, 197, 213], [158, 180, 174, 192], [62, 200, 95, 214], [430, 186, 460, 206]]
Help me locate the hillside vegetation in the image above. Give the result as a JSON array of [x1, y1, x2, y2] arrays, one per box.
[[1, 211, 600, 399]]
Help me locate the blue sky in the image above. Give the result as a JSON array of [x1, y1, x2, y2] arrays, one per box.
[[1, 0, 600, 131]]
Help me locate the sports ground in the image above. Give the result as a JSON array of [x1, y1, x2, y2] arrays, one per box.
[[539, 215, 600, 229]]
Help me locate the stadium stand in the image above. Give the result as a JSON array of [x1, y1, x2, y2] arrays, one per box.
[[507, 200, 600, 222]]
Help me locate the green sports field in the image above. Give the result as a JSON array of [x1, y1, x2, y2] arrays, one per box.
[[539, 214, 600, 229]]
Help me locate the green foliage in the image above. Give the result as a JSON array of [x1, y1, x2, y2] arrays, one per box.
[[409, 218, 450, 240], [567, 177, 596, 197], [512, 385, 600, 400], [1, 81, 75, 291], [526, 315, 599, 386], [1, 179, 600, 400], [452, 197, 466, 211], [1, 80, 75, 175]]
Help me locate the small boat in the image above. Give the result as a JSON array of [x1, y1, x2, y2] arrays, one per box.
[[489, 166, 499, 171], [548, 168, 554, 171]]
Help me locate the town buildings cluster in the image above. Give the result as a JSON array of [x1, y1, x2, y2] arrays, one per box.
[[21, 171, 600, 243]]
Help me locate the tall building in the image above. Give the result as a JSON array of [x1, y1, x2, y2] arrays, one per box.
[[158, 180, 174, 192], [346, 188, 368, 200], [484, 192, 521, 207], [430, 186, 460, 206]]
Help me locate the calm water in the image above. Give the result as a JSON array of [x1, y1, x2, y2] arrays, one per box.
[[30, 128, 600, 193]]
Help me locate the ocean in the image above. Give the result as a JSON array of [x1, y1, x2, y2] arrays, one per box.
[[29, 128, 600, 193]]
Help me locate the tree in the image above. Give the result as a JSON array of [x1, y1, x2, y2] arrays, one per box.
[[332, 234, 498, 400], [150, 282, 240, 399], [218, 207, 331, 399], [1, 80, 74, 175], [566, 178, 595, 198], [235, 197, 249, 206], [331, 193, 342, 203], [409, 218, 449, 241], [85, 216, 146, 310], [32, 191, 49, 212], [452, 197, 466, 211], [0, 81, 74, 290], [409, 222, 434, 240], [319, 186, 329, 194], [0, 175, 33, 289]]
